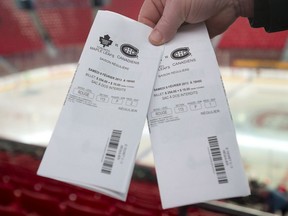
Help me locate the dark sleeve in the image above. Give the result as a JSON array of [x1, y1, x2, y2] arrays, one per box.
[[249, 0, 288, 32]]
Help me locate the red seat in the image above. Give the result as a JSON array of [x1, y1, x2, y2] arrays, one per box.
[[0, 151, 10, 162], [114, 202, 157, 216], [0, 183, 15, 206], [20, 189, 63, 216], [0, 1, 43, 56], [69, 192, 112, 211], [218, 17, 288, 50], [103, 0, 144, 20], [64, 201, 110, 216], [128, 181, 162, 207], [187, 206, 229, 216], [127, 197, 162, 211], [0, 206, 26, 216], [37, 183, 70, 200], [9, 176, 39, 191], [35, 0, 93, 47], [9, 154, 40, 172]]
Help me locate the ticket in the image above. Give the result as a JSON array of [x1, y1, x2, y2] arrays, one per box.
[[148, 24, 251, 209], [37, 10, 163, 200]]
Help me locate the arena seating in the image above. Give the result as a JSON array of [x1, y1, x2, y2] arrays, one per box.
[[0, 142, 234, 216], [0, 1, 44, 56], [103, 0, 144, 20], [1, 0, 287, 74], [35, 0, 93, 47], [217, 17, 288, 50], [0, 150, 169, 216]]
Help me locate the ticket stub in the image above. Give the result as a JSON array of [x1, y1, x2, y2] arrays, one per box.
[[37, 11, 163, 200], [148, 24, 250, 209]]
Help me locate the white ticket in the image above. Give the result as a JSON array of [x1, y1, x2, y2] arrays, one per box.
[[37, 11, 163, 200], [148, 24, 250, 209]]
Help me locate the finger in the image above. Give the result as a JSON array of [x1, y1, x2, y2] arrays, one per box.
[[149, 0, 186, 45], [138, 0, 165, 28]]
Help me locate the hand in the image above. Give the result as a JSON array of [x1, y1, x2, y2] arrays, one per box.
[[138, 0, 254, 45]]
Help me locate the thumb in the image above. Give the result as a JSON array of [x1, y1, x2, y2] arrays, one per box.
[[149, 1, 186, 45]]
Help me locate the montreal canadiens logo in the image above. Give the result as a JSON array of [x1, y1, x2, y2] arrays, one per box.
[[120, 44, 139, 58], [171, 47, 191, 60]]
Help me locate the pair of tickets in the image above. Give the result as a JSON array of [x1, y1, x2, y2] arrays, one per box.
[[38, 10, 250, 209]]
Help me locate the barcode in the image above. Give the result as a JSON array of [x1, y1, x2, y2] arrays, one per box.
[[101, 129, 122, 175], [208, 136, 228, 184]]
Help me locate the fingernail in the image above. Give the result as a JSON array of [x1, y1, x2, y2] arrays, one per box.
[[149, 29, 164, 45]]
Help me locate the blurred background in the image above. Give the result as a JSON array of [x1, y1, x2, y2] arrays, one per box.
[[0, 0, 287, 215]]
